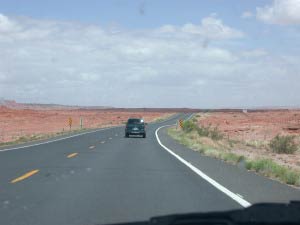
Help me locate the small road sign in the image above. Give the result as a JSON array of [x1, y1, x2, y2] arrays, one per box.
[[179, 119, 183, 129]]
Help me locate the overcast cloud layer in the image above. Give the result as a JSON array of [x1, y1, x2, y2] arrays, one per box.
[[1, 1, 300, 108], [257, 0, 300, 25]]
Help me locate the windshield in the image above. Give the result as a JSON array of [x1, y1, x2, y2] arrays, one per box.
[[0, 1, 300, 225]]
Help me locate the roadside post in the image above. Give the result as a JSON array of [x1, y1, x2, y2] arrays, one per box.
[[68, 117, 73, 131], [80, 117, 83, 129]]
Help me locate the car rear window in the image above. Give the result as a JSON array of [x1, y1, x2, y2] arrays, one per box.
[[127, 119, 143, 124]]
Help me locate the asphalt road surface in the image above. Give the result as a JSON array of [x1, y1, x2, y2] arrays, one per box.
[[0, 113, 299, 225]]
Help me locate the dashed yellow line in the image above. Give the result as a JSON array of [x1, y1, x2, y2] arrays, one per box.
[[11, 169, 39, 184], [67, 153, 78, 158]]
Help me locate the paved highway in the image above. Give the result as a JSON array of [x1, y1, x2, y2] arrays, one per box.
[[0, 113, 299, 225]]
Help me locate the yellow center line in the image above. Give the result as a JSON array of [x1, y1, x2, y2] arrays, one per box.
[[67, 153, 78, 158], [11, 169, 39, 184]]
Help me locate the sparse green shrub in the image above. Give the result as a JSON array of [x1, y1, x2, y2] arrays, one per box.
[[269, 135, 298, 154], [210, 126, 223, 140], [197, 125, 210, 137], [182, 120, 198, 132], [245, 158, 300, 186], [228, 140, 235, 148], [252, 159, 281, 174], [17, 136, 28, 142], [284, 171, 299, 185], [222, 153, 244, 164], [181, 121, 223, 141]]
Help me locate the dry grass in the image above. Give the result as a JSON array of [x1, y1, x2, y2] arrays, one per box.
[[168, 123, 300, 186]]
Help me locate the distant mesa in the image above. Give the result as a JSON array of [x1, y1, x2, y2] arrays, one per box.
[[0, 99, 112, 110], [1, 98, 299, 112], [0, 99, 23, 109]]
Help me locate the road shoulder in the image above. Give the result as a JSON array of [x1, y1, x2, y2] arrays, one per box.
[[156, 126, 300, 204]]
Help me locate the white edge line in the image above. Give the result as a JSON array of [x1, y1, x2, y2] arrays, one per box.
[[155, 124, 251, 208], [0, 126, 122, 152]]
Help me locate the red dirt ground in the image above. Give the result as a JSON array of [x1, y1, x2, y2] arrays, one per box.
[[0, 106, 173, 143], [196, 110, 300, 170], [198, 110, 300, 142]]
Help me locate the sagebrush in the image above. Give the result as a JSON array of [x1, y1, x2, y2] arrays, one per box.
[[182, 119, 223, 140], [269, 135, 298, 154]]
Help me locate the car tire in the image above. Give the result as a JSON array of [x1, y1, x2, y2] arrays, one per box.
[[143, 134, 146, 138], [125, 133, 129, 138]]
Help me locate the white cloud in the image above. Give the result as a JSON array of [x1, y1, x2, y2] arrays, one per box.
[[241, 11, 253, 19], [240, 49, 268, 58], [159, 16, 244, 40], [157, 25, 176, 33], [0, 13, 299, 108], [0, 14, 20, 33], [257, 0, 300, 25]]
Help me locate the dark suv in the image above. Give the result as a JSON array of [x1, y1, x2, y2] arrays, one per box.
[[125, 118, 146, 138]]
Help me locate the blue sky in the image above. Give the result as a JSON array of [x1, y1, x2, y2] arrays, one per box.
[[1, 0, 289, 52], [0, 0, 300, 107], [0, 0, 266, 27]]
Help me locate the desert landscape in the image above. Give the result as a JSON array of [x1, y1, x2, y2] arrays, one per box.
[[0, 100, 174, 144], [198, 110, 300, 142], [1, 99, 300, 186], [167, 110, 300, 186], [195, 110, 300, 171]]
